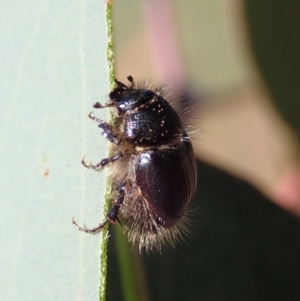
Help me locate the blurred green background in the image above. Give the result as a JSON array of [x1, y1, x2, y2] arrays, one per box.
[[106, 1, 300, 301]]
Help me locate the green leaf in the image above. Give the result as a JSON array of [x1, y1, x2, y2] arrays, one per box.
[[0, 1, 113, 300]]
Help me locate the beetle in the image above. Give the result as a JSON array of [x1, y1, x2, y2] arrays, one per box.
[[73, 76, 197, 251]]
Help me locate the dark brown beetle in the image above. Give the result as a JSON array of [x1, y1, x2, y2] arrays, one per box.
[[73, 76, 197, 251]]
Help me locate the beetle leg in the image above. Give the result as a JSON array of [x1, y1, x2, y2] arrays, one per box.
[[87, 111, 119, 145], [72, 185, 125, 233], [106, 185, 125, 225], [98, 123, 119, 145], [93, 102, 115, 109], [72, 217, 109, 233], [81, 152, 123, 170]]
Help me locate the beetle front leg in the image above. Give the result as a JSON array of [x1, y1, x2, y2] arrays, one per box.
[[88, 112, 119, 145], [72, 185, 125, 233], [93, 102, 116, 109]]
